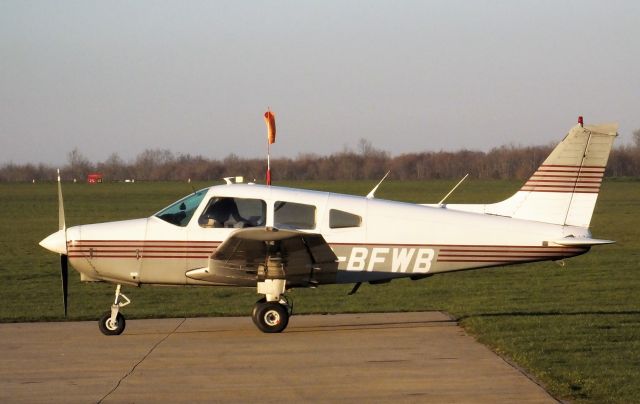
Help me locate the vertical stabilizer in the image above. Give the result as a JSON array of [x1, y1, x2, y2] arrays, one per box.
[[484, 122, 618, 227], [434, 121, 619, 228]]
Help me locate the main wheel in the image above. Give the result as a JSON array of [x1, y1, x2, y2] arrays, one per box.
[[251, 297, 267, 327], [252, 301, 289, 333], [99, 311, 126, 336]]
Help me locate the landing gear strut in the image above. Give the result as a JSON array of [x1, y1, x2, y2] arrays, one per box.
[[99, 284, 130, 336], [252, 279, 291, 333]]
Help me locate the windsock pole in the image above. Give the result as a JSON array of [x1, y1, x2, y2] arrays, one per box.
[[264, 109, 276, 185], [267, 141, 272, 185]]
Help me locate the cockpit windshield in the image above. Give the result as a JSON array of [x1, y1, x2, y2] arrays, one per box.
[[155, 188, 208, 227]]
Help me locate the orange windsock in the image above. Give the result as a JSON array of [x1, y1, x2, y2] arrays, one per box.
[[264, 110, 276, 144]]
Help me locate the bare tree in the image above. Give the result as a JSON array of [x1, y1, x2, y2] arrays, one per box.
[[633, 128, 640, 149], [1, 141, 639, 182], [98, 153, 131, 181], [66, 147, 92, 180], [134, 149, 175, 180]]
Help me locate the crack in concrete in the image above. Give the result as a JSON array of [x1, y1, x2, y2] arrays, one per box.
[[97, 318, 186, 404]]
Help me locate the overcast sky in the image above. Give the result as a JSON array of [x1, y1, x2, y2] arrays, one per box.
[[1, 0, 639, 165]]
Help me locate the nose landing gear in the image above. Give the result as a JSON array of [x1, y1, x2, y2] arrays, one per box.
[[99, 284, 130, 336]]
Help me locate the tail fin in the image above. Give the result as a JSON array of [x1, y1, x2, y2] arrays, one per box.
[[434, 121, 619, 227], [484, 121, 618, 227]]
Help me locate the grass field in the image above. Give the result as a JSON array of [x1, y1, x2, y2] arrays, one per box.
[[0, 179, 638, 403]]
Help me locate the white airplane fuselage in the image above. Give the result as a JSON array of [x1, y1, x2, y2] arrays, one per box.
[[51, 184, 591, 287]]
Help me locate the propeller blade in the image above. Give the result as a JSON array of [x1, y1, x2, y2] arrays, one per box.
[[56, 170, 69, 317], [61, 254, 68, 317]]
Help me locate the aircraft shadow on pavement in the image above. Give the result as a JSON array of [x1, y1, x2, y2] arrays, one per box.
[[285, 318, 456, 334], [121, 317, 457, 337]]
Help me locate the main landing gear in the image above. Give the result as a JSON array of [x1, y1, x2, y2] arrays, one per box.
[[251, 279, 292, 333], [99, 284, 130, 336], [252, 297, 292, 333]]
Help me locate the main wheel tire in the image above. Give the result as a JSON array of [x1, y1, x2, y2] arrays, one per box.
[[253, 301, 289, 333], [99, 311, 126, 336], [251, 297, 267, 327]]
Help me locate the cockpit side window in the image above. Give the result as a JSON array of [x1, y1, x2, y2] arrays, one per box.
[[199, 197, 266, 228], [274, 201, 316, 229], [155, 189, 207, 227], [329, 209, 362, 228]]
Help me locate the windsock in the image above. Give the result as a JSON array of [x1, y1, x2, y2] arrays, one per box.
[[264, 110, 276, 144]]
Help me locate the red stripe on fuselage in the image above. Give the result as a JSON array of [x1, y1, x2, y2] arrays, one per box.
[[68, 254, 210, 259]]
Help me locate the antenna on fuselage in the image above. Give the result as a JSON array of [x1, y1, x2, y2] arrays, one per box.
[[223, 176, 244, 185], [438, 173, 469, 206], [366, 171, 391, 199], [187, 178, 197, 194]]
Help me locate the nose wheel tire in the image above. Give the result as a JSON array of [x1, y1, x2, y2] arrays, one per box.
[[99, 311, 126, 335], [252, 301, 289, 333]]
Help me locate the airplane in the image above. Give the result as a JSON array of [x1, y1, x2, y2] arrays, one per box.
[[39, 118, 617, 334]]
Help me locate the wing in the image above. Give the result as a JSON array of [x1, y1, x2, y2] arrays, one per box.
[[186, 227, 338, 287]]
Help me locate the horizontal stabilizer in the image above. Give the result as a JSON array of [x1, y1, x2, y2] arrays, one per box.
[[551, 237, 615, 246]]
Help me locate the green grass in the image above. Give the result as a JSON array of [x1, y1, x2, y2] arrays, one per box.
[[0, 179, 638, 403]]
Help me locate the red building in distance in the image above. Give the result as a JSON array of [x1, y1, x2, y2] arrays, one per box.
[[87, 173, 103, 184]]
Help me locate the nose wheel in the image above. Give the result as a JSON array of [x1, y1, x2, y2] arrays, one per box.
[[99, 284, 130, 336], [99, 311, 126, 335]]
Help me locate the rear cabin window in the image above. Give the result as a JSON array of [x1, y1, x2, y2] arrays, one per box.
[[274, 201, 316, 229], [199, 197, 266, 228], [329, 209, 362, 228]]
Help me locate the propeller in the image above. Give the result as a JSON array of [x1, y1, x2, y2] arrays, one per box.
[[56, 169, 69, 317], [61, 254, 68, 317]]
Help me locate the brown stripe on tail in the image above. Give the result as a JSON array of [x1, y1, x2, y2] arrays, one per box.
[[520, 164, 605, 193]]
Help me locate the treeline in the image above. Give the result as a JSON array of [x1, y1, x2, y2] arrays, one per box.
[[1, 141, 639, 182]]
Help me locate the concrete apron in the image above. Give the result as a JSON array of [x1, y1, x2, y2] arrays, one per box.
[[0, 312, 556, 403]]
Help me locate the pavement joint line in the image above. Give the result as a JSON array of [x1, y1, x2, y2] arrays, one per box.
[[488, 343, 563, 404], [96, 317, 187, 403]]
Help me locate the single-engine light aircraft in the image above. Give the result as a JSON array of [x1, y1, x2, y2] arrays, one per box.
[[40, 119, 617, 334]]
